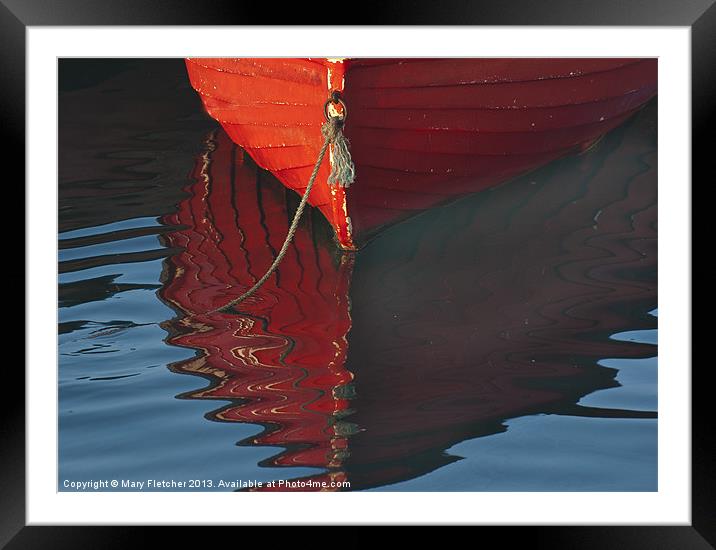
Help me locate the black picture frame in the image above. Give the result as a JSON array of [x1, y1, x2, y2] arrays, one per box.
[[7, 1, 707, 547]]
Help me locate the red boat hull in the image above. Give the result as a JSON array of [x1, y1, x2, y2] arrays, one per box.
[[186, 58, 657, 249]]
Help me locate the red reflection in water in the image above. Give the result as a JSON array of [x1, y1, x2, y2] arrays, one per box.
[[160, 106, 657, 490], [161, 131, 354, 490]]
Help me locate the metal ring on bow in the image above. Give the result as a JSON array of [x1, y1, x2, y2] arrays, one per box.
[[324, 93, 347, 122]]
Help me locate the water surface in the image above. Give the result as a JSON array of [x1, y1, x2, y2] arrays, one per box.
[[58, 59, 657, 492]]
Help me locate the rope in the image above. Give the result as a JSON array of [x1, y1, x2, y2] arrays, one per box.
[[199, 115, 353, 317]]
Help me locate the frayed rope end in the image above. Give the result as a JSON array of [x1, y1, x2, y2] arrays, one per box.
[[323, 120, 355, 188]]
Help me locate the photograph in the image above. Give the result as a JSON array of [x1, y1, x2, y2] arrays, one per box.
[[57, 56, 659, 493]]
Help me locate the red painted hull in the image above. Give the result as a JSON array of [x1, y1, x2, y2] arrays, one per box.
[[186, 57, 657, 249]]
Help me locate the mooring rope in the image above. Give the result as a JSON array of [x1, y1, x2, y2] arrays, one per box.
[[199, 99, 354, 317]]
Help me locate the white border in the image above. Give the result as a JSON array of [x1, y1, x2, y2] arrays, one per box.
[[28, 26, 691, 525]]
